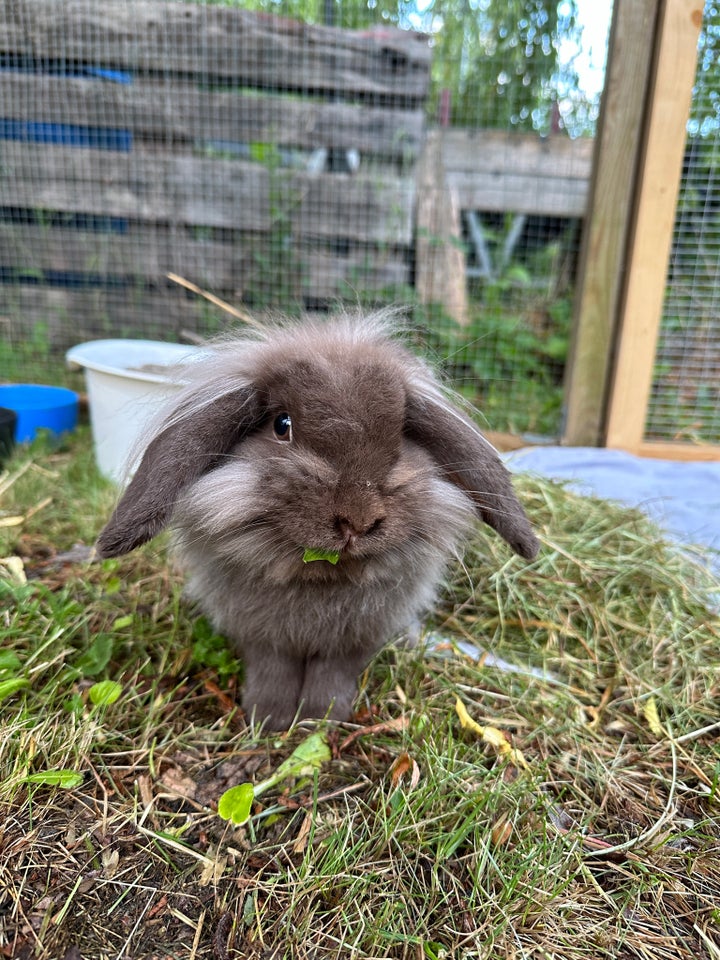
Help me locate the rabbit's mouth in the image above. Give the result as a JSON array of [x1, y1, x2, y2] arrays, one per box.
[[295, 539, 390, 582]]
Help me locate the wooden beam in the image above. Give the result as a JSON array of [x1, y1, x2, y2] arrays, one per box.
[[1, 73, 425, 160], [440, 128, 593, 177], [415, 130, 468, 325], [447, 170, 588, 218], [604, 0, 704, 451], [2, 0, 431, 102], [635, 442, 720, 462], [0, 225, 410, 298], [0, 284, 226, 347], [562, 0, 661, 446], [0, 142, 414, 243], [441, 128, 593, 218]]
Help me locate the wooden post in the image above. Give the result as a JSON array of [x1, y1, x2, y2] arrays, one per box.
[[415, 129, 468, 325], [604, 0, 704, 452], [563, 0, 661, 447]]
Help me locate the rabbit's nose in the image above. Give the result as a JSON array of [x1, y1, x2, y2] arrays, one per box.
[[335, 514, 385, 546]]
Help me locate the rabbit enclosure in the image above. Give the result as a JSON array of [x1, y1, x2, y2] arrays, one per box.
[[2, 4, 720, 960]]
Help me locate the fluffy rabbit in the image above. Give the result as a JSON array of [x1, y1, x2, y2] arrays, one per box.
[[97, 311, 538, 729]]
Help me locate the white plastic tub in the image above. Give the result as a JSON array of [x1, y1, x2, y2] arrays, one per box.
[[66, 339, 204, 483]]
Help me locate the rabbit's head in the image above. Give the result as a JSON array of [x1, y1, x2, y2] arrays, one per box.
[[96, 312, 539, 573]]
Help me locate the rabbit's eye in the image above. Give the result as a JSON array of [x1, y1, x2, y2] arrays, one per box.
[[273, 412, 293, 442]]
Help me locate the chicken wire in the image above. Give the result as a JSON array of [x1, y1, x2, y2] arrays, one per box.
[[646, 0, 720, 445], [0, 0, 609, 439]]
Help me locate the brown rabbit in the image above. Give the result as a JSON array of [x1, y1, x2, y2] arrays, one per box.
[[97, 311, 538, 729]]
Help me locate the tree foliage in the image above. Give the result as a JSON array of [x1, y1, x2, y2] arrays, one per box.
[[691, 2, 720, 137], [411, 0, 581, 130]]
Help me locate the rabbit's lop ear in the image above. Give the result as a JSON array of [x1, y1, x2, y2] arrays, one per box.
[[405, 389, 539, 560], [96, 387, 261, 558]]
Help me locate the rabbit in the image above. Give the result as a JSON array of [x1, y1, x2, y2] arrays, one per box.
[[96, 310, 539, 730]]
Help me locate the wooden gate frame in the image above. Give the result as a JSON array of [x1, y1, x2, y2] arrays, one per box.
[[564, 0, 716, 460]]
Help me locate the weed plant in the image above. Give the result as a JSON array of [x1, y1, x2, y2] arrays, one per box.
[[418, 289, 572, 438]]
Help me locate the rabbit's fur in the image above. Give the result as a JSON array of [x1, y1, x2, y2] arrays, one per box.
[[97, 311, 538, 729]]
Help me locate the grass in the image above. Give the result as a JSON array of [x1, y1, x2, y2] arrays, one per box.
[[1, 429, 719, 959]]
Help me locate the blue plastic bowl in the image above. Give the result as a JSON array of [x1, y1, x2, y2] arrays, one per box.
[[0, 384, 79, 443]]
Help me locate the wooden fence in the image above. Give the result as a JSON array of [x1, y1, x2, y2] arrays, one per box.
[[0, 0, 430, 344], [415, 127, 592, 324]]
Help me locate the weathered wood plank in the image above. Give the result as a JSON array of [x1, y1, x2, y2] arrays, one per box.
[[446, 169, 588, 217], [0, 255, 410, 352], [0, 225, 410, 298], [439, 128, 591, 217], [1, 143, 268, 229], [0, 223, 247, 291], [1, 73, 424, 160], [0, 284, 224, 348], [563, 0, 660, 446], [298, 244, 409, 300], [604, 0, 704, 452], [440, 129, 593, 178], [0, 143, 414, 242], [1, 0, 431, 102], [292, 174, 414, 244], [0, 1, 426, 335]]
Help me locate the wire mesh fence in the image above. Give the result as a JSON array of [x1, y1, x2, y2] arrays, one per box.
[[0, 0, 610, 438], [647, 0, 720, 445]]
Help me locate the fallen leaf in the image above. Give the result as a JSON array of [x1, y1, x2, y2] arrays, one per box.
[[218, 782, 255, 825], [0, 556, 26, 584], [88, 680, 122, 706], [644, 696, 665, 738], [198, 851, 228, 887], [455, 698, 529, 770], [270, 730, 331, 783], [204, 678, 236, 714], [0, 516, 25, 528], [491, 815, 514, 847], [137, 773, 154, 809], [389, 752, 421, 790], [302, 547, 340, 564], [159, 767, 198, 800], [218, 731, 331, 826], [101, 848, 120, 879], [147, 894, 168, 919], [292, 811, 314, 854], [0, 678, 29, 703], [25, 769, 84, 789]]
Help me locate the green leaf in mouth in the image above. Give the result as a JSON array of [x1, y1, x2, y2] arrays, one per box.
[[302, 547, 341, 565]]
